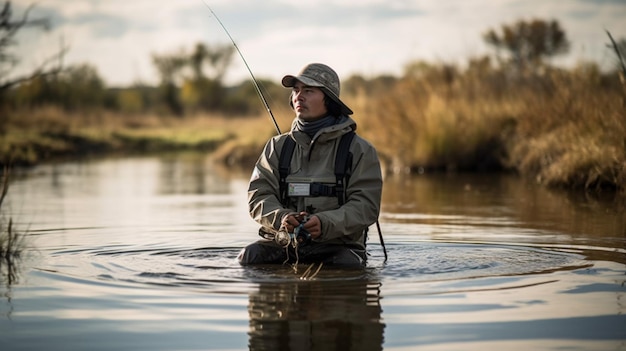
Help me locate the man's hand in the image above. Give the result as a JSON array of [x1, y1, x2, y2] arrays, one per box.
[[281, 212, 306, 233], [281, 212, 321, 239], [302, 215, 321, 239]]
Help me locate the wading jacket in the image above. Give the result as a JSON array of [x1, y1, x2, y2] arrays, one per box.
[[248, 116, 382, 250]]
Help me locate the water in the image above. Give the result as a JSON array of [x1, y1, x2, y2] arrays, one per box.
[[1, 153, 625, 350]]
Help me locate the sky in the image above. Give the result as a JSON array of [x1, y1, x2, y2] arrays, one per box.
[[11, 0, 626, 87]]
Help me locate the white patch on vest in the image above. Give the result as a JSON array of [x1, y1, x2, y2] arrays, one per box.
[[250, 166, 261, 182], [288, 183, 311, 196]]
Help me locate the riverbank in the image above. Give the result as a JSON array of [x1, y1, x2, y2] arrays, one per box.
[[350, 65, 626, 196], [1, 78, 625, 198], [0, 107, 276, 169]]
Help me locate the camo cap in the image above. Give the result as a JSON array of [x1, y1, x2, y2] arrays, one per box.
[[282, 63, 353, 115]]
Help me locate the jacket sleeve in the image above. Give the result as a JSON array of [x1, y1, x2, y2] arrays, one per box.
[[316, 137, 383, 240], [247, 135, 293, 232]]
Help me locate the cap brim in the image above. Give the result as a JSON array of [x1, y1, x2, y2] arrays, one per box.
[[321, 87, 353, 115], [282, 74, 324, 88]]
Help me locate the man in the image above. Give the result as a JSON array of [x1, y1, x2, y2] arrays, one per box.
[[237, 63, 382, 267]]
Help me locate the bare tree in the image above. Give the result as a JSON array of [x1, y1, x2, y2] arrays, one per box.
[[483, 18, 569, 72], [0, 1, 66, 98], [152, 42, 235, 114]]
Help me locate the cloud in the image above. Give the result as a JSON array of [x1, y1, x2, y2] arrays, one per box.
[[8, 0, 626, 87]]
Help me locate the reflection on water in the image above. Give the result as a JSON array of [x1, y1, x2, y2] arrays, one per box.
[[383, 173, 625, 236], [247, 269, 384, 351], [1, 153, 625, 350], [0, 247, 20, 287], [381, 173, 626, 263]]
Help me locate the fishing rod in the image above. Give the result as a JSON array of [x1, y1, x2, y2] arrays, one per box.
[[201, 0, 282, 135]]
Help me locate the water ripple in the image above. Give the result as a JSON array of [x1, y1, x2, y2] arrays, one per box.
[[36, 241, 594, 296]]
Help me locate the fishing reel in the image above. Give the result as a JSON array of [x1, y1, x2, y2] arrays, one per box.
[[294, 225, 311, 244]]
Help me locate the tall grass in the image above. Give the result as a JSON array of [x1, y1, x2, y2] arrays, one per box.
[[507, 67, 625, 190], [352, 61, 625, 194], [0, 167, 25, 286]]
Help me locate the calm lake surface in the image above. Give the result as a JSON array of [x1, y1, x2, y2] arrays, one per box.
[[1, 153, 625, 350]]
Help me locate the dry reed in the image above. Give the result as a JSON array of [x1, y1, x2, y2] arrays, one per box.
[[351, 62, 625, 193]]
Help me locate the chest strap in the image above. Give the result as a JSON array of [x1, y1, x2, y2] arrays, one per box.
[[279, 131, 355, 206]]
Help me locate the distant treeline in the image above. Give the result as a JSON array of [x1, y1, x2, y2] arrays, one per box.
[[2, 13, 623, 118], [2, 54, 289, 117]]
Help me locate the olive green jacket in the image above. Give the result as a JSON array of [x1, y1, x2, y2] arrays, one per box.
[[248, 116, 382, 250]]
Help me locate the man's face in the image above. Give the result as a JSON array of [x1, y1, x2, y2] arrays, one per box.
[[291, 81, 328, 121]]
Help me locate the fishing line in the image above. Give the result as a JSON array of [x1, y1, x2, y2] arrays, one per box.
[[200, 0, 282, 134]]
